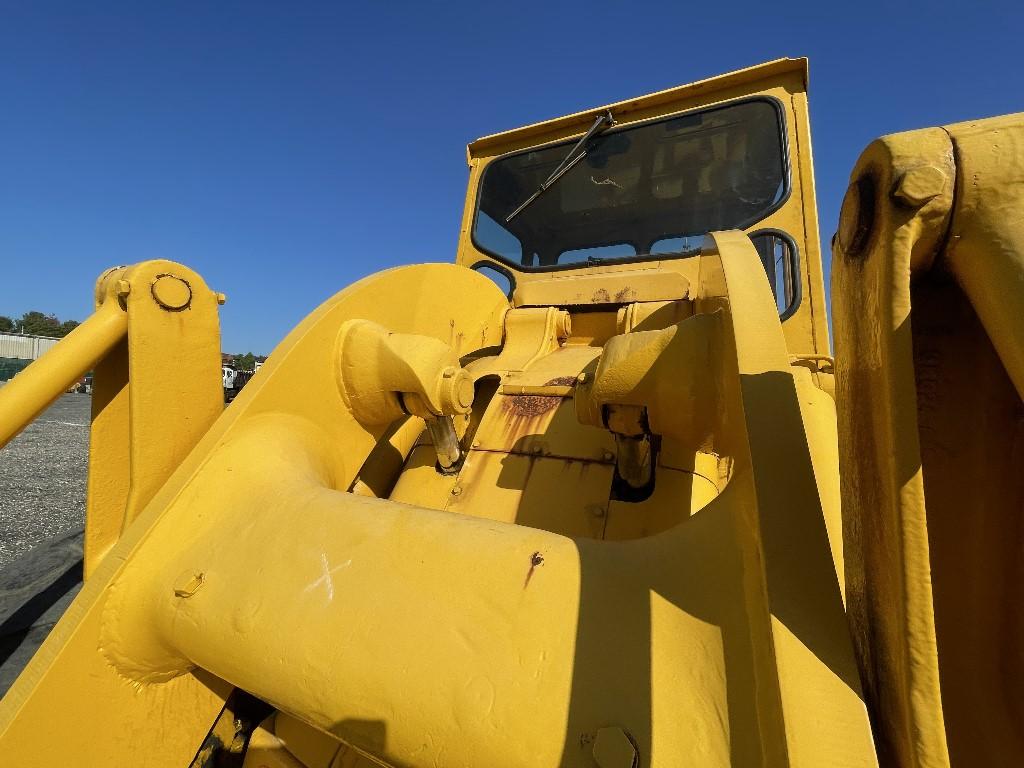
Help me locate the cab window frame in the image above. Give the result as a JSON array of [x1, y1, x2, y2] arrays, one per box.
[[748, 227, 802, 320], [470, 94, 793, 273]]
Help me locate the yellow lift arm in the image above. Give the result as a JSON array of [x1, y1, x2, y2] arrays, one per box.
[[833, 112, 1024, 768]]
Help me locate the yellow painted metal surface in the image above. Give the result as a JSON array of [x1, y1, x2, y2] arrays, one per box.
[[241, 712, 382, 768], [512, 268, 690, 307], [0, 240, 875, 767], [0, 263, 512, 766], [0, 58, 1018, 768], [84, 259, 225, 577], [0, 260, 232, 766], [833, 112, 1024, 768]]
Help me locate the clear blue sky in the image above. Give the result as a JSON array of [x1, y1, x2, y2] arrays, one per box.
[[2, 1, 1021, 354]]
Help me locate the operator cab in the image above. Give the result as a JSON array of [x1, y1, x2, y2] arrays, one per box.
[[458, 58, 828, 355]]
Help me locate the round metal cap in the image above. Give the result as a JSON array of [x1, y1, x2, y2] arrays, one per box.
[[151, 275, 192, 311], [452, 370, 475, 411]]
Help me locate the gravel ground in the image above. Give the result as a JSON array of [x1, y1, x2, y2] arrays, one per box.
[[0, 392, 90, 569]]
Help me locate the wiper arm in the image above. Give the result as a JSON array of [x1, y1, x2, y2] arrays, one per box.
[[505, 110, 615, 224], [642, 245, 702, 259]]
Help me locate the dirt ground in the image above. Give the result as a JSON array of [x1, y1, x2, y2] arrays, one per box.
[[0, 392, 90, 569]]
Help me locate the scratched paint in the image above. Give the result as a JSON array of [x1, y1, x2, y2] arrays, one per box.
[[303, 553, 351, 602]]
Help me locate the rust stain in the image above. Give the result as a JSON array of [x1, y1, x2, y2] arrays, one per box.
[[503, 394, 560, 418], [498, 378, 574, 438], [614, 286, 637, 303], [591, 288, 611, 303]]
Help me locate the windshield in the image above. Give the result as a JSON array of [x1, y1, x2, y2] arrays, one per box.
[[473, 98, 788, 270]]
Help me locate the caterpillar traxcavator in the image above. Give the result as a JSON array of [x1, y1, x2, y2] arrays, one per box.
[[0, 58, 1021, 767]]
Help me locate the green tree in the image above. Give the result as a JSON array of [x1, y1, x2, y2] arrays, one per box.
[[235, 352, 256, 371], [19, 311, 61, 336], [58, 319, 80, 337], [3, 312, 81, 337]]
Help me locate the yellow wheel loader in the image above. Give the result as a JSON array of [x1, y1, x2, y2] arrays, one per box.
[[0, 58, 1020, 767]]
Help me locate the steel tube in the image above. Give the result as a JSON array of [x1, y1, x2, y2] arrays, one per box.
[[426, 414, 462, 472], [0, 302, 128, 448], [105, 420, 583, 768]]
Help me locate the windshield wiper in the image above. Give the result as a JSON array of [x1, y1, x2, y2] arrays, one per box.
[[505, 110, 615, 224]]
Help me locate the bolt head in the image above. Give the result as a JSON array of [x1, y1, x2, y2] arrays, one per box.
[[893, 165, 946, 207], [443, 369, 474, 412], [116, 279, 132, 298]]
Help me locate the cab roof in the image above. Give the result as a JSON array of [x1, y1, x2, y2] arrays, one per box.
[[467, 58, 808, 161]]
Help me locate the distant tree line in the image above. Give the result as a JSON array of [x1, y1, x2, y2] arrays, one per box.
[[224, 352, 267, 372], [0, 311, 80, 338], [232, 352, 257, 371]]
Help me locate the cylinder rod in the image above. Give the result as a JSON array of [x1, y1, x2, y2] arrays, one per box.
[[426, 415, 462, 472]]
